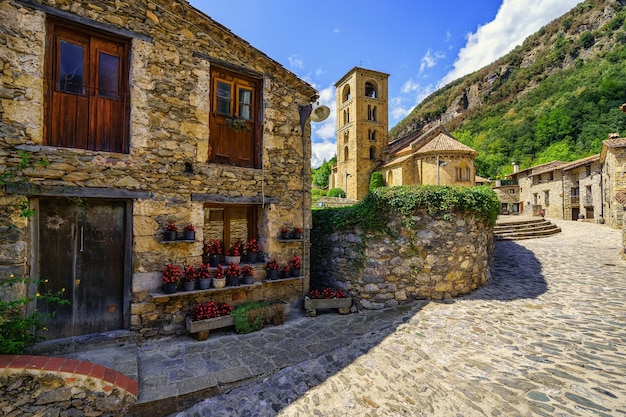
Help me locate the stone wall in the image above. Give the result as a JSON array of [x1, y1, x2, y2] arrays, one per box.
[[0, 0, 316, 339], [0, 355, 137, 417], [312, 211, 494, 308]]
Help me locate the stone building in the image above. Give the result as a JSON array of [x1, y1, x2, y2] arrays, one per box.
[[332, 67, 389, 200], [0, 0, 319, 339], [600, 135, 626, 228], [495, 134, 626, 225], [330, 66, 478, 201]]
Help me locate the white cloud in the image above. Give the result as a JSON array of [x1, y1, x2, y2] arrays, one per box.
[[287, 54, 304, 70], [440, 0, 581, 87], [419, 49, 446, 74], [401, 79, 419, 94], [311, 85, 337, 167]]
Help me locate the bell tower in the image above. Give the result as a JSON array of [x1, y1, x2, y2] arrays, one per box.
[[334, 67, 389, 200]]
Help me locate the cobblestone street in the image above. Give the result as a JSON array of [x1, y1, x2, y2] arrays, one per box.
[[173, 219, 626, 417]]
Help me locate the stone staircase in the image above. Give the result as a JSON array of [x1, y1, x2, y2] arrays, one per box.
[[494, 217, 562, 240]]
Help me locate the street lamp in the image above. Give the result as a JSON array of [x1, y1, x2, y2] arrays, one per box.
[[436, 155, 447, 185]]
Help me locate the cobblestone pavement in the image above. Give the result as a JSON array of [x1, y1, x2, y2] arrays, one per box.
[[172, 219, 626, 417]]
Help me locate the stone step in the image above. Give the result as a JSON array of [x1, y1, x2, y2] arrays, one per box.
[[494, 217, 561, 240]]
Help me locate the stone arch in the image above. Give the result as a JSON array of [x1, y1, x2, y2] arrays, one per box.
[[364, 81, 378, 98], [342, 84, 351, 102]]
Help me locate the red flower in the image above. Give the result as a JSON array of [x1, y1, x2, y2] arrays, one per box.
[[191, 301, 232, 321], [161, 264, 181, 284]]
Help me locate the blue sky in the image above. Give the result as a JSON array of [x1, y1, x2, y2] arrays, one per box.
[[189, 0, 581, 167]]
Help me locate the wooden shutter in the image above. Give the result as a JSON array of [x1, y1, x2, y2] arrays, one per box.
[[46, 20, 129, 153]]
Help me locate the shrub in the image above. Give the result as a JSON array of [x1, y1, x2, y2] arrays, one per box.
[[0, 275, 70, 354], [327, 188, 346, 198], [369, 172, 384, 190]]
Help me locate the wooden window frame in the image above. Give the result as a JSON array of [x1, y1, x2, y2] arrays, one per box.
[[204, 204, 258, 248], [44, 18, 130, 153], [208, 67, 261, 168]]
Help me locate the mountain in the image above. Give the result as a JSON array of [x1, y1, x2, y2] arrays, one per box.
[[388, 0, 626, 179]]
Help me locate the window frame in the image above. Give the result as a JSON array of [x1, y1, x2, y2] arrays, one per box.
[[209, 66, 262, 168], [44, 18, 130, 153], [203, 204, 258, 249]]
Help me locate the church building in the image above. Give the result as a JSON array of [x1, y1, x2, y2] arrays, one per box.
[[331, 67, 479, 201]]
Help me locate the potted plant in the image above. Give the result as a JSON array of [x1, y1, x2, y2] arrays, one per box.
[[213, 264, 226, 288], [183, 224, 195, 240], [265, 258, 280, 280], [164, 221, 178, 241], [161, 263, 181, 293], [225, 240, 242, 264], [186, 301, 234, 340], [289, 254, 302, 277], [203, 239, 222, 267], [182, 265, 196, 291], [281, 263, 292, 279], [291, 227, 303, 239], [225, 117, 248, 132], [244, 238, 260, 263], [225, 262, 241, 287], [279, 226, 290, 239], [304, 287, 352, 317], [196, 263, 212, 290], [241, 263, 255, 285]]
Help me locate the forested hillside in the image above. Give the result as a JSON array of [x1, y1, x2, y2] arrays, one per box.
[[389, 0, 626, 178]]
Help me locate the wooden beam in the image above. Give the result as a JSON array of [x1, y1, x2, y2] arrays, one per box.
[[5, 183, 152, 199], [191, 193, 278, 205]]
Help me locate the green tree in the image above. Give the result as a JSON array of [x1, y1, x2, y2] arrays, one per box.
[[327, 188, 346, 198], [369, 172, 384, 190], [312, 156, 336, 189]]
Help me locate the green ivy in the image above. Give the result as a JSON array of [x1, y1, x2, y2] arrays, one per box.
[[231, 301, 269, 334], [316, 185, 500, 233]]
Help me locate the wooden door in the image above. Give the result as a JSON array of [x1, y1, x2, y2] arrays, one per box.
[[37, 199, 127, 339]]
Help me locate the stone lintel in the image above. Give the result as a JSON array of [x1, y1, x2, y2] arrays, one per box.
[[15, 0, 153, 43], [191, 193, 278, 205], [6, 183, 152, 200]]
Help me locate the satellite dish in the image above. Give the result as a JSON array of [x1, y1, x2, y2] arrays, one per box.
[[310, 103, 330, 122]]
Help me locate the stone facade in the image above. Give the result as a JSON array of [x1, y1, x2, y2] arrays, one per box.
[[314, 211, 494, 307], [1, 0, 317, 339], [333, 67, 389, 200], [601, 137, 626, 228]]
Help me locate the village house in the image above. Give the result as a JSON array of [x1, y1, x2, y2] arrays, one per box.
[[493, 134, 626, 228], [0, 0, 321, 339]]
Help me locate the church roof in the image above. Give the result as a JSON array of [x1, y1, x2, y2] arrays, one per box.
[[414, 131, 478, 155]]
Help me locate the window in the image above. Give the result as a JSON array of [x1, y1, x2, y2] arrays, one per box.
[[509, 189, 515, 195], [343, 132, 349, 143], [344, 145, 349, 161], [364, 81, 377, 98], [544, 190, 550, 207], [209, 67, 261, 168], [342, 85, 351, 102], [367, 105, 377, 121], [585, 165, 591, 176], [45, 19, 130, 153], [369, 146, 376, 160], [368, 130, 376, 141], [455, 163, 471, 182], [204, 205, 257, 249]]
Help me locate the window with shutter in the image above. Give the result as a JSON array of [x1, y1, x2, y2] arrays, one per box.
[[45, 19, 129, 153], [209, 67, 261, 168]]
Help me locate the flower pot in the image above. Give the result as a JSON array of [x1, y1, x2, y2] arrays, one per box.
[[198, 278, 212, 290], [225, 255, 240, 265], [242, 275, 255, 285], [183, 281, 195, 291], [185, 315, 234, 334], [164, 231, 177, 241], [280, 232, 290, 239], [213, 277, 226, 289], [208, 254, 220, 267], [246, 252, 258, 263], [304, 296, 352, 317], [226, 274, 240, 287], [291, 268, 301, 277], [162, 282, 178, 294], [266, 269, 278, 280], [183, 231, 195, 240]]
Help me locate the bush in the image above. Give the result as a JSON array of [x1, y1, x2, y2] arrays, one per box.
[[0, 275, 70, 354], [369, 172, 384, 190], [327, 188, 346, 198]]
